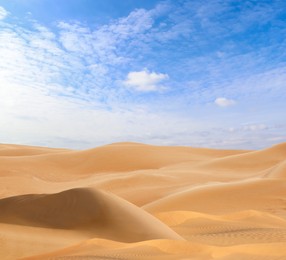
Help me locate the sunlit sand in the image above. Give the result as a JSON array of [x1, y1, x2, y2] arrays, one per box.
[[0, 142, 286, 259]]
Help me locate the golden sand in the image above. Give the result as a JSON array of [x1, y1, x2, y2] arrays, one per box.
[[0, 142, 285, 259]]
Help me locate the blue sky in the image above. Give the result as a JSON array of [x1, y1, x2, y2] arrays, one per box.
[[0, 0, 285, 149]]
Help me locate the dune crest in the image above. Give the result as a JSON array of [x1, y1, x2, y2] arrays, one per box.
[[0, 188, 182, 242], [0, 142, 286, 259]]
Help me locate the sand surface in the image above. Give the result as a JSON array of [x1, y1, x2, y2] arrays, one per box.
[[0, 142, 285, 259]]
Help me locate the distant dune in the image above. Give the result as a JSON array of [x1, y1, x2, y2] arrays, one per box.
[[0, 142, 285, 259]]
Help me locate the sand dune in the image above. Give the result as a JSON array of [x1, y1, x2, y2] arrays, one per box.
[[22, 239, 211, 260], [0, 142, 285, 259], [0, 142, 248, 179], [143, 178, 286, 216], [267, 160, 286, 179], [155, 210, 286, 246], [0, 188, 181, 241], [21, 239, 286, 260], [185, 143, 286, 178], [0, 143, 69, 156]]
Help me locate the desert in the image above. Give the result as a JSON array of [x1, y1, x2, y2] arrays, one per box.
[[0, 142, 286, 259], [1, 1, 286, 259]]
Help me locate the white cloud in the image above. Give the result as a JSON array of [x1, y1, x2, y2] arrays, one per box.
[[0, 77, 201, 149], [0, 15, 198, 149], [0, 6, 8, 20], [124, 69, 169, 92], [242, 124, 268, 131], [108, 8, 153, 37], [58, 22, 93, 54], [56, 8, 154, 65], [228, 124, 268, 132], [214, 97, 236, 107]]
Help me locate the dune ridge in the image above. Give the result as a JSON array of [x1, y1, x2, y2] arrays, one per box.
[[0, 142, 285, 259], [0, 187, 182, 241]]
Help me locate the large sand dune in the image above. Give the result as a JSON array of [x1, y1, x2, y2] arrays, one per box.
[[0, 142, 285, 259]]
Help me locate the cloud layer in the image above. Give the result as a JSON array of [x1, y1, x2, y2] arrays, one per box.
[[0, 1, 285, 149]]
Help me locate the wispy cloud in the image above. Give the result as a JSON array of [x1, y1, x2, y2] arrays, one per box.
[[0, 6, 8, 20], [0, 14, 199, 148], [56, 7, 155, 65], [229, 123, 268, 132]]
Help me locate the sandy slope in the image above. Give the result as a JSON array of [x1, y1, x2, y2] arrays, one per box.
[[0, 142, 285, 259]]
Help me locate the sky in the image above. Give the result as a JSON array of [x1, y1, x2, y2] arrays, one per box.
[[0, 0, 285, 150]]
